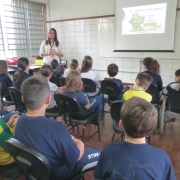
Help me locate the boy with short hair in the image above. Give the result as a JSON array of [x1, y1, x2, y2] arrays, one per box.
[[94, 97, 175, 180], [50, 59, 61, 78], [14, 75, 100, 180], [163, 69, 180, 95], [122, 73, 153, 102], [104, 63, 124, 100]]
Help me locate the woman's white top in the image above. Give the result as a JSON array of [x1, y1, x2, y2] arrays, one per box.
[[81, 70, 99, 96], [39, 40, 62, 65]]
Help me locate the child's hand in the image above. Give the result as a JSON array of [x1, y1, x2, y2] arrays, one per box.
[[7, 114, 19, 127]]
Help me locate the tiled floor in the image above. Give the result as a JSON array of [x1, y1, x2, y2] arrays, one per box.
[[1, 104, 180, 180]]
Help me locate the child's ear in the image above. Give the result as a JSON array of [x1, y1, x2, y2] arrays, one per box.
[[119, 120, 124, 129], [45, 96, 51, 105]]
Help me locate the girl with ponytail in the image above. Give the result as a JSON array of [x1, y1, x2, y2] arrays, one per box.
[[13, 57, 30, 90], [140, 57, 163, 103]]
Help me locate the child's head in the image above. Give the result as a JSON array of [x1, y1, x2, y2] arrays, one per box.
[[175, 69, 180, 83], [0, 60, 8, 75], [120, 97, 157, 138], [133, 73, 153, 90], [21, 75, 50, 110], [65, 70, 83, 92], [14, 57, 30, 86], [69, 59, 78, 70], [81, 55, 92, 73], [143, 57, 160, 74], [50, 59, 58, 70], [40, 65, 53, 78], [107, 63, 118, 77]]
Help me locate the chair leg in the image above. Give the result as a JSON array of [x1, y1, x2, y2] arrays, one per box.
[[77, 125, 80, 134], [97, 123, 101, 142], [112, 132, 116, 143], [82, 126, 86, 142]]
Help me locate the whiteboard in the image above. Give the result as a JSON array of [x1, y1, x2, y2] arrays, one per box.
[[98, 11, 180, 59]]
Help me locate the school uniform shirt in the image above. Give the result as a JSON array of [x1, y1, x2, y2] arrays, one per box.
[[0, 119, 14, 165], [81, 70, 99, 96], [47, 81, 58, 109], [163, 82, 180, 95], [0, 75, 13, 87], [122, 90, 152, 102], [94, 141, 175, 180], [14, 72, 31, 90], [39, 40, 62, 65], [104, 78, 124, 100], [14, 114, 80, 179]]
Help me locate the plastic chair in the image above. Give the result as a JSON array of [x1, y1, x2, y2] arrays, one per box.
[[49, 75, 59, 86], [111, 100, 151, 144], [55, 93, 101, 142], [101, 79, 121, 113], [8, 86, 26, 114], [82, 78, 96, 93], [6, 138, 52, 180], [59, 77, 66, 87], [0, 83, 15, 110]]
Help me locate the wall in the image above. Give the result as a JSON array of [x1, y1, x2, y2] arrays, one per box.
[[47, 0, 180, 86]]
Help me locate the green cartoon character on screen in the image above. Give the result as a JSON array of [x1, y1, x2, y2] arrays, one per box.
[[129, 13, 145, 31]]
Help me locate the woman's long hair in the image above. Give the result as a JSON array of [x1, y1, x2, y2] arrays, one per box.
[[45, 28, 59, 47], [143, 57, 160, 74], [80, 56, 93, 73], [14, 57, 29, 86]]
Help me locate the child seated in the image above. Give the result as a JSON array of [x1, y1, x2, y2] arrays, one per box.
[[94, 97, 175, 180], [122, 73, 153, 102], [163, 69, 180, 95], [50, 59, 61, 78], [0, 114, 20, 175], [40, 65, 63, 113], [80, 56, 100, 97], [64, 59, 78, 77], [63, 70, 103, 119], [104, 63, 124, 100], [0, 60, 13, 88], [14, 75, 100, 180], [13, 57, 31, 90]]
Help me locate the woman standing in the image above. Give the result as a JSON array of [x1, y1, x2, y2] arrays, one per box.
[[39, 28, 63, 65]]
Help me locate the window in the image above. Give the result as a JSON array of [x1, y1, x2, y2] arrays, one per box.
[[0, 0, 46, 59]]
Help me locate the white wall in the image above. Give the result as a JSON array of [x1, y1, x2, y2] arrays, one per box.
[[47, 0, 114, 21], [47, 0, 180, 86]]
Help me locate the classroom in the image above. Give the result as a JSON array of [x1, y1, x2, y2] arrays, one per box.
[[0, 0, 180, 179]]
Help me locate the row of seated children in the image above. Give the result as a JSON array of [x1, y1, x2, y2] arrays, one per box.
[[0, 78, 175, 179], [62, 56, 163, 103]]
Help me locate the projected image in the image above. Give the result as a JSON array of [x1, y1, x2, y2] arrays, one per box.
[[122, 3, 167, 35]]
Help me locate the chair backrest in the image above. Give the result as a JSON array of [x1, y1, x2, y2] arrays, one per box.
[[82, 78, 96, 93], [8, 86, 26, 112], [59, 77, 66, 87], [6, 138, 52, 180], [101, 80, 121, 96], [55, 93, 79, 114], [49, 75, 59, 86], [145, 84, 159, 100], [110, 100, 124, 122], [167, 86, 180, 113], [0, 83, 12, 99]]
